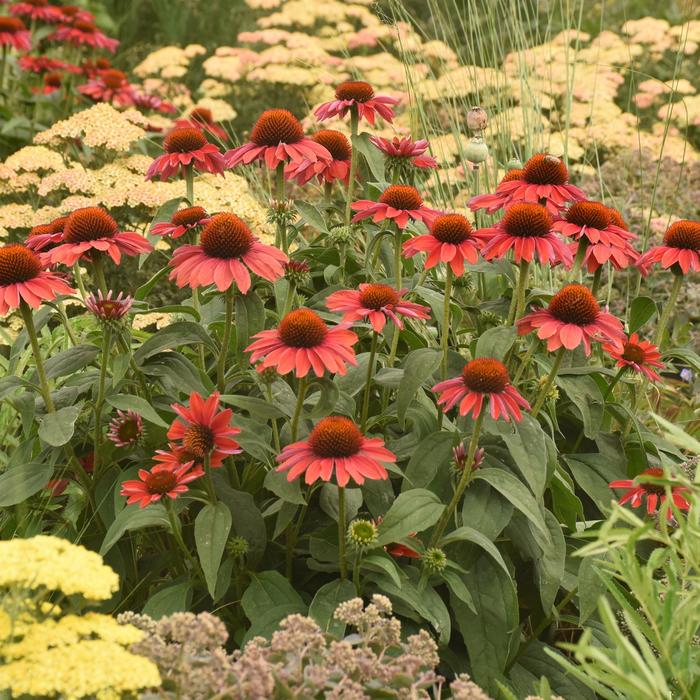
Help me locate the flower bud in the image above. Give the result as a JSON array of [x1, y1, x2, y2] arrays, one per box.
[[465, 138, 489, 165], [227, 536, 249, 558], [505, 157, 523, 171], [422, 547, 447, 573], [328, 224, 356, 246], [256, 365, 279, 384], [284, 259, 311, 287], [347, 519, 379, 549], [466, 106, 488, 132]]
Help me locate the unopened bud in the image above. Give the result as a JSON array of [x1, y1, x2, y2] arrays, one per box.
[[422, 547, 447, 573], [465, 137, 489, 165], [466, 106, 488, 132], [347, 519, 379, 549]]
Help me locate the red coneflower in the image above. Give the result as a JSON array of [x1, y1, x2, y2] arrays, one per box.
[[315, 80, 399, 125], [168, 213, 287, 294], [9, 0, 62, 23], [34, 70, 63, 94], [516, 283, 625, 355], [0, 243, 74, 316], [59, 4, 95, 23], [477, 203, 572, 266], [352, 184, 440, 229], [326, 283, 430, 333], [174, 107, 228, 141], [246, 307, 358, 378], [107, 410, 143, 447], [0, 16, 31, 51], [80, 56, 111, 78], [432, 357, 530, 422], [603, 333, 663, 382], [50, 20, 119, 52], [84, 289, 133, 321], [26, 222, 62, 252], [18, 55, 77, 73], [120, 462, 204, 508], [638, 220, 700, 275], [130, 89, 176, 115], [403, 213, 481, 276], [553, 201, 635, 247], [151, 205, 211, 239], [369, 135, 438, 169], [47, 207, 152, 266], [609, 468, 690, 520], [78, 68, 134, 107], [276, 415, 396, 486], [225, 108, 331, 170], [146, 127, 225, 181], [167, 391, 242, 466], [285, 129, 352, 185], [469, 153, 586, 215]]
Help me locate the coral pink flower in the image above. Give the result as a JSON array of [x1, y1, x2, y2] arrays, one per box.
[[276, 415, 396, 487], [553, 201, 635, 247], [0, 243, 74, 316], [19, 55, 75, 73], [168, 213, 287, 293], [638, 220, 700, 275], [26, 216, 67, 253], [151, 205, 211, 240], [246, 308, 357, 378], [78, 68, 134, 106], [85, 289, 133, 321], [517, 283, 625, 355], [225, 109, 331, 170], [47, 207, 152, 266], [146, 127, 225, 181], [58, 4, 94, 23], [575, 205, 639, 271], [609, 467, 690, 520], [9, 0, 62, 23], [120, 462, 204, 508], [107, 410, 143, 447], [369, 135, 438, 169], [352, 184, 440, 229], [0, 16, 31, 51], [167, 391, 242, 466], [603, 333, 663, 382], [315, 80, 399, 125], [130, 89, 176, 115], [403, 213, 481, 276], [174, 107, 228, 141], [433, 357, 530, 422], [33, 71, 62, 94], [285, 129, 351, 185], [50, 20, 119, 52], [469, 154, 586, 215], [477, 203, 573, 266], [326, 283, 430, 333]]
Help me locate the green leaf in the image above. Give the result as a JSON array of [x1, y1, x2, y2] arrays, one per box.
[[42, 344, 99, 379], [319, 484, 362, 522], [441, 525, 511, 576], [142, 580, 192, 619], [38, 406, 81, 446], [220, 395, 285, 419], [295, 200, 328, 232], [628, 296, 656, 333], [397, 348, 441, 428], [402, 431, 458, 491], [443, 568, 476, 613], [461, 480, 513, 540], [135, 267, 169, 301], [352, 132, 385, 181], [134, 322, 216, 364], [106, 394, 169, 428], [376, 489, 444, 546], [307, 377, 340, 419], [0, 462, 52, 507], [651, 412, 700, 453], [536, 510, 566, 612], [264, 470, 306, 505], [475, 326, 517, 361], [195, 502, 232, 598], [475, 468, 551, 548], [578, 556, 606, 624], [100, 503, 169, 555], [361, 552, 403, 587], [309, 579, 356, 636], [555, 374, 604, 439], [235, 292, 265, 359]]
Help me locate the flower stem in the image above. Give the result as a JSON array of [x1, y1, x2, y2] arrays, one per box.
[[591, 266, 603, 296], [20, 302, 54, 412], [360, 331, 379, 431], [290, 377, 307, 441], [91, 255, 108, 294], [512, 336, 539, 384], [72, 263, 87, 301], [338, 486, 348, 580], [530, 347, 566, 418], [217, 286, 234, 392], [430, 411, 485, 547], [508, 259, 530, 325], [440, 266, 453, 380], [203, 454, 217, 503], [275, 162, 287, 253], [352, 551, 361, 595], [165, 499, 205, 583], [654, 272, 683, 347], [344, 109, 360, 227], [603, 366, 626, 401], [92, 326, 112, 477], [185, 164, 194, 204], [570, 240, 588, 280], [267, 384, 281, 453]]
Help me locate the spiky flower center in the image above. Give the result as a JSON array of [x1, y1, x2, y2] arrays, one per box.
[[92, 299, 129, 320], [182, 424, 215, 458], [0, 17, 26, 32], [638, 467, 666, 495], [431, 214, 473, 244], [200, 214, 253, 259], [461, 358, 510, 394], [548, 284, 599, 325], [313, 130, 351, 161], [335, 80, 374, 102], [145, 470, 178, 495], [74, 20, 96, 33], [190, 107, 214, 124], [501, 168, 524, 183], [523, 154, 568, 185], [44, 72, 62, 87], [26, 0, 48, 6], [28, 224, 52, 239], [309, 416, 362, 457], [117, 416, 140, 443], [61, 5, 80, 16], [664, 220, 700, 250], [379, 185, 422, 211], [172, 206, 207, 228], [566, 201, 610, 230], [621, 343, 646, 364], [359, 284, 400, 310], [607, 207, 628, 230], [164, 127, 208, 154], [0, 244, 41, 285], [49, 216, 68, 234], [501, 203, 552, 238], [100, 69, 127, 89], [278, 308, 328, 348], [63, 207, 118, 243], [250, 109, 304, 147]]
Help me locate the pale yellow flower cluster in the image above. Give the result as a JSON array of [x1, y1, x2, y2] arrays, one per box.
[[133, 44, 204, 78], [4, 145, 67, 174]]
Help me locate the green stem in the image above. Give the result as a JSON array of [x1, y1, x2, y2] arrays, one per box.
[[338, 486, 348, 580], [72, 263, 87, 300], [217, 286, 234, 392], [165, 499, 206, 584], [360, 331, 379, 431], [56, 300, 78, 346], [512, 336, 539, 384], [352, 551, 361, 595], [654, 272, 683, 347], [92, 327, 112, 477], [290, 377, 307, 441], [185, 164, 194, 204], [430, 411, 485, 547], [603, 366, 626, 401], [267, 384, 281, 453], [91, 255, 107, 294], [20, 302, 54, 412], [324, 181, 333, 207], [344, 108, 359, 226], [530, 347, 566, 418], [570, 240, 588, 280], [591, 266, 603, 296], [440, 266, 453, 380], [394, 228, 403, 291], [275, 162, 287, 252], [203, 454, 217, 503], [281, 281, 296, 319], [508, 259, 530, 325], [192, 288, 206, 372]]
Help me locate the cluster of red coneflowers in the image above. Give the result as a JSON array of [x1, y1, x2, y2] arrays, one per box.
[[2, 77, 697, 576]]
